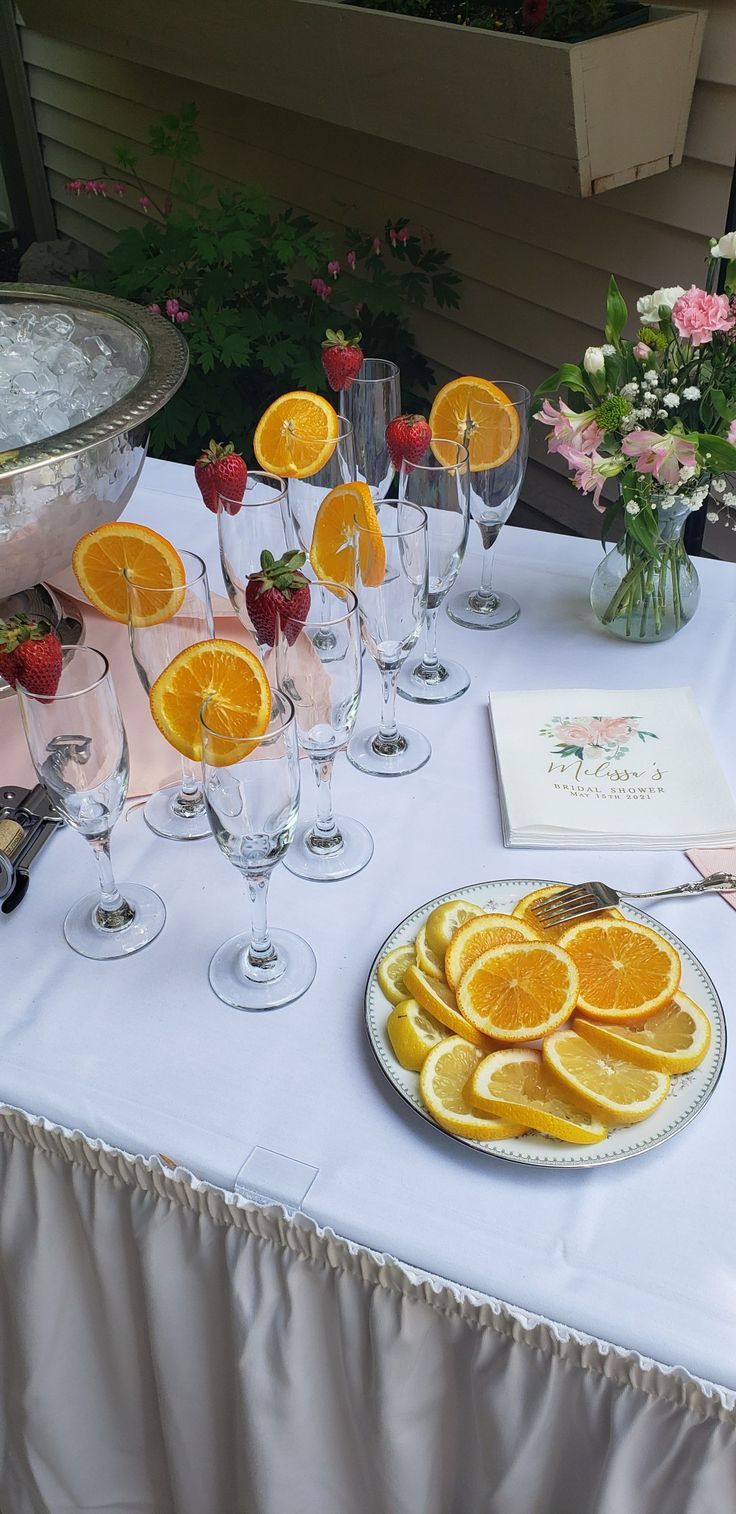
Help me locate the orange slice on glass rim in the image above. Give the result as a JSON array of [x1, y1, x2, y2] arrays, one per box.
[[429, 376, 520, 471], [72, 522, 186, 626], [149, 638, 272, 764], [310, 481, 386, 587], [253, 390, 339, 478]]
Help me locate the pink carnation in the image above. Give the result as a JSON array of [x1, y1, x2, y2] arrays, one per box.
[[728, 419, 736, 446], [672, 286, 735, 347]]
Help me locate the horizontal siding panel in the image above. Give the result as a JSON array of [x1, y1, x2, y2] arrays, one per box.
[[684, 81, 736, 167], [23, 34, 729, 281]]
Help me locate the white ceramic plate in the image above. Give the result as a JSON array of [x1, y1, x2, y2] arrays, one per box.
[[364, 879, 726, 1169]]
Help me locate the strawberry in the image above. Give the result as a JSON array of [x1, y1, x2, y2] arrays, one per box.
[[245, 550, 311, 648], [321, 329, 364, 393], [386, 414, 432, 471], [194, 440, 248, 515], [0, 615, 62, 696]]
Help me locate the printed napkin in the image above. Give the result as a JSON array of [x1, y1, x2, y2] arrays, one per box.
[[489, 687, 736, 850]]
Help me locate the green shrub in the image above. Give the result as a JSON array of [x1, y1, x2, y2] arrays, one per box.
[[67, 105, 461, 460]]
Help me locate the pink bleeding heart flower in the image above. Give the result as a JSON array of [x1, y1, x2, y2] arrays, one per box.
[[621, 429, 698, 489], [672, 286, 735, 347], [346, 250, 357, 270], [165, 298, 180, 317], [147, 303, 162, 315], [327, 261, 340, 279]]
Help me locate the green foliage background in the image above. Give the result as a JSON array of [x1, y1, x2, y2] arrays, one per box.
[[73, 105, 461, 461]]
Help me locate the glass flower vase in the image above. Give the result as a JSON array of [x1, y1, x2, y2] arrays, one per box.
[[590, 495, 702, 643]]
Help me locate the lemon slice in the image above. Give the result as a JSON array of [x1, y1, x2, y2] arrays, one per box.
[[574, 993, 711, 1074], [445, 912, 538, 990], [469, 1047, 608, 1144], [377, 944, 416, 1005], [415, 923, 445, 981], [543, 1028, 670, 1124], [420, 1038, 526, 1141], [404, 964, 495, 1051], [424, 899, 486, 957], [387, 998, 447, 1072]]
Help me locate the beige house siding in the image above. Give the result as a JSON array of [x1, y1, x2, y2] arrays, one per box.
[[16, 3, 736, 549]]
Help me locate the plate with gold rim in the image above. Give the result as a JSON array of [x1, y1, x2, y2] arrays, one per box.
[[364, 878, 726, 1170]]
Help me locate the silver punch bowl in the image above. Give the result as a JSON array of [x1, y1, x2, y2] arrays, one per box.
[[0, 284, 189, 602]]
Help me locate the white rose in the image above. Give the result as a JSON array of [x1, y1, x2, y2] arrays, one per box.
[[583, 346, 606, 375], [712, 232, 736, 260], [636, 286, 685, 325]]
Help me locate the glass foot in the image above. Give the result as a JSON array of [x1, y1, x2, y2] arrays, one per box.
[[447, 588, 520, 630], [283, 814, 374, 881], [347, 724, 431, 777], [397, 655, 470, 704], [143, 783, 211, 841], [209, 927, 316, 1010], [64, 885, 166, 959]]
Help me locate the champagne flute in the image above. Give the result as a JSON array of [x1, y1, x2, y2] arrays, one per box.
[[16, 645, 166, 958], [447, 383, 530, 629], [347, 499, 430, 777], [218, 471, 292, 650], [340, 358, 400, 500], [275, 582, 371, 880], [286, 418, 357, 576], [201, 690, 316, 1009], [396, 439, 470, 703], [127, 550, 214, 840]]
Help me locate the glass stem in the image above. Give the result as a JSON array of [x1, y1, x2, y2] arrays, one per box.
[[479, 538, 496, 597], [180, 755, 199, 797], [379, 664, 400, 744], [420, 604, 441, 673], [246, 871, 278, 972], [89, 834, 134, 930], [308, 755, 342, 854]]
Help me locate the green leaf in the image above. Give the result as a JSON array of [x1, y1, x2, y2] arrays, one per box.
[[604, 275, 628, 347], [532, 363, 590, 406], [693, 433, 736, 471]]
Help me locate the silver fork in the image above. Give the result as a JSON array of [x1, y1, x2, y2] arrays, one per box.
[[531, 872, 736, 931]]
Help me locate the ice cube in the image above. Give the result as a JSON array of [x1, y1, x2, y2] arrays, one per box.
[[38, 311, 76, 340]]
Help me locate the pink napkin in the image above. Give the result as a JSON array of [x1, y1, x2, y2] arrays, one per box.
[[1, 595, 260, 799], [686, 850, 736, 910]]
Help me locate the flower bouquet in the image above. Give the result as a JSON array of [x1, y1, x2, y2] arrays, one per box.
[[534, 234, 736, 641]]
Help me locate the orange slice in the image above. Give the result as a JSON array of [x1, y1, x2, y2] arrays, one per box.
[[543, 1028, 670, 1125], [429, 377, 520, 471], [149, 638, 272, 764], [72, 522, 186, 626], [404, 963, 496, 1052], [558, 918, 680, 1023], [574, 993, 711, 1074], [469, 1047, 608, 1145], [253, 391, 339, 478], [310, 481, 386, 587], [456, 941, 579, 1042], [512, 885, 622, 944], [445, 912, 538, 990]]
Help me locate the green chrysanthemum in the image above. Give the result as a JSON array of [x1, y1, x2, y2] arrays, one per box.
[[637, 326, 668, 352], [594, 395, 631, 431]]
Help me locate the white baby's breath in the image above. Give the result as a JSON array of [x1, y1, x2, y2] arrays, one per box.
[[625, 501, 640, 515], [707, 511, 719, 523], [601, 344, 616, 356], [712, 477, 727, 493], [621, 382, 639, 400]]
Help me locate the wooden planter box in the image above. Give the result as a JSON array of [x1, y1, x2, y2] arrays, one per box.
[[21, 0, 706, 197]]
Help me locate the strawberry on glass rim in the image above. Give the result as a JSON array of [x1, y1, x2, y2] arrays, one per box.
[[195, 440, 248, 515], [245, 549, 312, 648], [321, 329, 364, 393], [386, 414, 432, 472], [0, 614, 62, 697]]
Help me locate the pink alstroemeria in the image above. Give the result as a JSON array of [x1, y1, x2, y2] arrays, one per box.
[[558, 445, 607, 511], [621, 429, 698, 489], [535, 397, 604, 458]]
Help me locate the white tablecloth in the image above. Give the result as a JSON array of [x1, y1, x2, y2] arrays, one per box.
[[2, 460, 736, 1482]]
